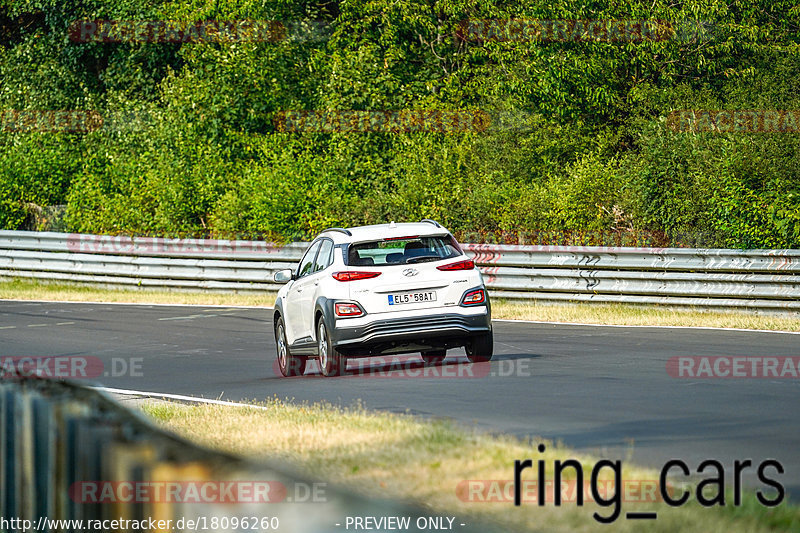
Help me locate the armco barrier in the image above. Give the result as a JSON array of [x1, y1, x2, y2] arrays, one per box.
[[0, 230, 799, 314], [460, 243, 800, 314], [0, 378, 498, 532]]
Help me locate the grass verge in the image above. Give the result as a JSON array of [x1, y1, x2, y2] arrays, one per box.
[[3, 279, 800, 332], [141, 399, 799, 533], [0, 279, 276, 307], [493, 299, 800, 332]]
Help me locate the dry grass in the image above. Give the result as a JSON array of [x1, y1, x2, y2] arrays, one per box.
[[492, 300, 800, 332], [0, 279, 276, 307], [3, 279, 800, 332], [141, 399, 798, 533], [6, 280, 800, 331]]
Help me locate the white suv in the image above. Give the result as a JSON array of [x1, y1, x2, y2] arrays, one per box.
[[272, 220, 493, 377]]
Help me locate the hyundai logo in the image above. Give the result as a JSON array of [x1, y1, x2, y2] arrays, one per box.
[[402, 268, 419, 277]]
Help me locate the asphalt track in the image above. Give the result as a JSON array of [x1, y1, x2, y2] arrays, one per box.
[[2, 300, 799, 497]]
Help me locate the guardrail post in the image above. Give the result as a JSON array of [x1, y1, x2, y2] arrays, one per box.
[[1, 386, 19, 522], [18, 386, 37, 526], [32, 395, 56, 526]]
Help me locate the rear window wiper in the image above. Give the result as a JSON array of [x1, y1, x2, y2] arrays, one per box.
[[405, 255, 441, 264]]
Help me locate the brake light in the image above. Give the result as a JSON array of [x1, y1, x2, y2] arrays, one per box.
[[335, 302, 365, 317], [384, 235, 419, 241], [332, 271, 381, 281], [437, 259, 475, 271], [461, 288, 486, 306]]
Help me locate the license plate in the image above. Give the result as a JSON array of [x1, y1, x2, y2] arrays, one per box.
[[388, 291, 437, 305]]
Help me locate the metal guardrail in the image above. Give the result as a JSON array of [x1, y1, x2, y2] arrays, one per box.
[[1, 230, 799, 314], [0, 378, 497, 532], [0, 231, 305, 291], [461, 243, 800, 314]]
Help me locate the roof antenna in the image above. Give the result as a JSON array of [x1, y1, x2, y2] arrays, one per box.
[[389, 221, 396, 228]]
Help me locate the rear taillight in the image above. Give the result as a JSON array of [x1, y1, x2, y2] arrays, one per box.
[[461, 288, 486, 306], [332, 271, 381, 282], [437, 259, 475, 271], [335, 302, 365, 317]]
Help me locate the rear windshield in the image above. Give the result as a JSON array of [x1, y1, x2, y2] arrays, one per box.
[[346, 235, 462, 266]]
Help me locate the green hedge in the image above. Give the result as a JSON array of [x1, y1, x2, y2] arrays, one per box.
[[1, 0, 799, 247]]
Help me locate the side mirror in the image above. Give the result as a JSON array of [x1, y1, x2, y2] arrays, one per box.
[[273, 269, 294, 283]]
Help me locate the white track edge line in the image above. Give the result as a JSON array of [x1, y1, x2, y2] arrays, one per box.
[[0, 298, 271, 309], [92, 386, 269, 409]]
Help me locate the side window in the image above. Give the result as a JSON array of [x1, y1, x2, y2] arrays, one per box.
[[313, 239, 334, 273], [297, 241, 321, 278]]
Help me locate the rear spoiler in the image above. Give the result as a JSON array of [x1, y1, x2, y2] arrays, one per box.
[[420, 219, 442, 228], [322, 227, 352, 236]]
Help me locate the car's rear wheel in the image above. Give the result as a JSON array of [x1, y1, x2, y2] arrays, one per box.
[[276, 317, 306, 377], [465, 331, 494, 363], [421, 350, 446, 366], [318, 320, 346, 377]]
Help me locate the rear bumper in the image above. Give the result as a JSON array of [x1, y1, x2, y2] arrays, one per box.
[[330, 307, 491, 356]]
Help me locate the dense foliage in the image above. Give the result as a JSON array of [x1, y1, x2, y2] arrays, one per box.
[[1, 0, 799, 246]]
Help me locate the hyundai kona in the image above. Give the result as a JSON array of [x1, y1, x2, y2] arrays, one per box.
[[272, 220, 493, 377]]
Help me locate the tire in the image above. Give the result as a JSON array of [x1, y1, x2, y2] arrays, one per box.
[[421, 350, 446, 366], [317, 319, 346, 377], [275, 317, 306, 377], [465, 331, 493, 363]]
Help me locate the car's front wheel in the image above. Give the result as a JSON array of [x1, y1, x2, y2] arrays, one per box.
[[276, 317, 306, 377], [465, 331, 494, 363], [317, 320, 346, 377]]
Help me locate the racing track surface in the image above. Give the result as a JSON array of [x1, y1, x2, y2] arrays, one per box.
[[2, 300, 799, 496]]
